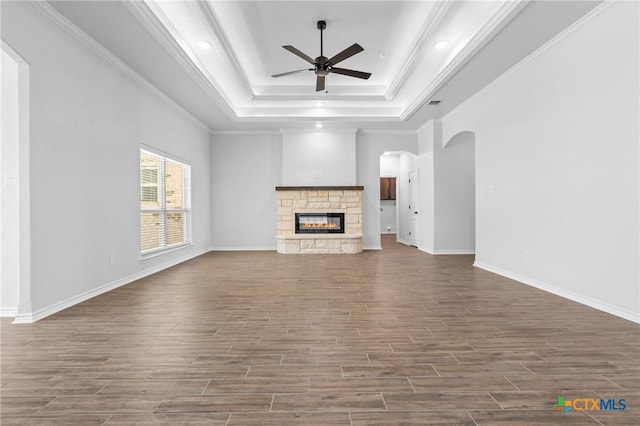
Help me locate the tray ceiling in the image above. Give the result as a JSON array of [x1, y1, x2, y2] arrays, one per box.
[[45, 0, 602, 130]]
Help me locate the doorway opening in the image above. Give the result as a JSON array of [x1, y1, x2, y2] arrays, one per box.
[[1, 43, 31, 322], [379, 151, 418, 247]]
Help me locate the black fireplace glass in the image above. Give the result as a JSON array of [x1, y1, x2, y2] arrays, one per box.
[[295, 213, 345, 234]]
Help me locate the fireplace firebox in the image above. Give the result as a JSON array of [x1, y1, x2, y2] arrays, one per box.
[[295, 213, 345, 234]]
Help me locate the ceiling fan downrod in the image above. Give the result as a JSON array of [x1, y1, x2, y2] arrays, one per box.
[[317, 20, 326, 57], [316, 20, 329, 77]]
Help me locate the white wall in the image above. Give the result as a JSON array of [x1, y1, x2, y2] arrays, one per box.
[[436, 131, 475, 252], [417, 121, 475, 254], [356, 131, 418, 249], [209, 131, 419, 250], [2, 2, 211, 321], [380, 154, 399, 177], [417, 122, 436, 252], [282, 129, 356, 186], [0, 49, 20, 315], [210, 132, 281, 249], [442, 2, 639, 322]]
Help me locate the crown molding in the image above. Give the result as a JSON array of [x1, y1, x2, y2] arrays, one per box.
[[29, 1, 211, 133], [252, 90, 387, 101], [443, 0, 612, 123], [124, 1, 237, 121], [196, 1, 253, 97], [233, 104, 403, 120], [385, 1, 451, 101], [1, 39, 28, 65], [281, 128, 358, 134], [400, 0, 529, 122], [211, 129, 282, 136], [358, 129, 418, 135]]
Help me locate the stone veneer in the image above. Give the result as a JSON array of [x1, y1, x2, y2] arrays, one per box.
[[276, 186, 363, 254]]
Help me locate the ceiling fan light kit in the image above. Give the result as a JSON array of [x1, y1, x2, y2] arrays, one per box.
[[272, 20, 372, 92]]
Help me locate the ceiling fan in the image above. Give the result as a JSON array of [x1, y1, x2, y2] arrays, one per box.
[[272, 20, 371, 92]]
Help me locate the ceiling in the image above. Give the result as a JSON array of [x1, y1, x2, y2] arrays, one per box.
[[47, 0, 602, 131]]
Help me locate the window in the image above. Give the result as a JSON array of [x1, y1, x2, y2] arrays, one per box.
[[141, 167, 158, 202], [140, 148, 191, 256]]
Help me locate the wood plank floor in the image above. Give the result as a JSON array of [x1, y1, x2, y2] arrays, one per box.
[[1, 235, 638, 425]]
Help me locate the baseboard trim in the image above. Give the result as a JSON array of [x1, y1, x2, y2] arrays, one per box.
[[474, 261, 640, 324], [0, 307, 18, 317], [211, 246, 385, 252], [209, 246, 276, 251], [419, 247, 475, 255], [12, 249, 209, 324], [418, 246, 434, 254]]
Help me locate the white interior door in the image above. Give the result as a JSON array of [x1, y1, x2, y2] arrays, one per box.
[[408, 170, 419, 246]]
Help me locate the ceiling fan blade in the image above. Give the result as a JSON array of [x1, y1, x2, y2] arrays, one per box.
[[282, 45, 315, 65], [316, 75, 325, 92], [271, 68, 311, 78], [327, 43, 364, 66], [329, 67, 371, 80]]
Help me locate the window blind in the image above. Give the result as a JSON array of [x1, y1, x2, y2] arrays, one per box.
[[140, 149, 191, 255]]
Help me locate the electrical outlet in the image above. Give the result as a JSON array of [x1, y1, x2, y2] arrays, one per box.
[[4, 174, 18, 186], [109, 254, 116, 266]]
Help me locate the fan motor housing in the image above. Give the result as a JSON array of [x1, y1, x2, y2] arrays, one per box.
[[314, 55, 329, 76]]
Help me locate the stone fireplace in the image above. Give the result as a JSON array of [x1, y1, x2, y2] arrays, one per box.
[[276, 186, 363, 254]]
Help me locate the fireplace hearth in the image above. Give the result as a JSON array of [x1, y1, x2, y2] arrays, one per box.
[[295, 213, 344, 234]]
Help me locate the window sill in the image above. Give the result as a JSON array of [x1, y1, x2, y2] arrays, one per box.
[[141, 243, 193, 261]]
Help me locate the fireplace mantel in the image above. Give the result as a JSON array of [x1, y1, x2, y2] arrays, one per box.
[[276, 186, 364, 191]]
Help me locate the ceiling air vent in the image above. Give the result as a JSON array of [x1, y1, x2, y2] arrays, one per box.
[[428, 100, 441, 105]]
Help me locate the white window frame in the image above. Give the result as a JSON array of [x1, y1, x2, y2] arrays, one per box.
[[140, 146, 192, 259]]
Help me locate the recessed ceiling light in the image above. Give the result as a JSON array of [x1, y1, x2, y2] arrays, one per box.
[[315, 123, 323, 128], [316, 102, 323, 107], [434, 40, 447, 49], [198, 41, 212, 49], [379, 53, 391, 60]]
